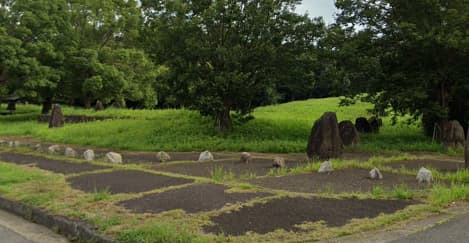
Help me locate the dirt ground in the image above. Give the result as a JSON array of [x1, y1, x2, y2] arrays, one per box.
[[0, 152, 109, 174], [0, 138, 461, 240], [204, 196, 416, 235], [67, 170, 193, 194], [154, 158, 306, 178], [250, 168, 428, 193], [119, 183, 272, 214], [382, 160, 465, 172]]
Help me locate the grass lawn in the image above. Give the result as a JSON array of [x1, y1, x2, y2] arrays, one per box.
[[0, 97, 450, 154]]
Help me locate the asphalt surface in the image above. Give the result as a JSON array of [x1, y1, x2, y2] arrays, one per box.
[[0, 209, 68, 243], [0, 224, 32, 243], [392, 213, 469, 243]]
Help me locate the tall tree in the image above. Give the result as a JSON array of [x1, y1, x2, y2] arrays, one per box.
[[1, 0, 72, 113], [64, 0, 159, 108], [141, 0, 324, 132], [335, 0, 469, 134]]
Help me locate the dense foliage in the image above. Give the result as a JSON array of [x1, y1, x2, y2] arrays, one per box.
[[1, 0, 468, 135], [140, 0, 325, 131], [0, 0, 329, 131], [333, 0, 469, 134]]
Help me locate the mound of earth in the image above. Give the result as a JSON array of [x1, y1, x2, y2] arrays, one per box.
[[250, 168, 427, 193], [205, 196, 416, 235], [119, 184, 271, 214], [67, 170, 193, 194]]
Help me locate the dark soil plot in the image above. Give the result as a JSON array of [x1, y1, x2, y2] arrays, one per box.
[[119, 184, 271, 214], [121, 152, 239, 164], [205, 197, 415, 236], [383, 160, 465, 172], [250, 168, 424, 193], [155, 158, 304, 178], [67, 170, 193, 194], [0, 152, 109, 174]]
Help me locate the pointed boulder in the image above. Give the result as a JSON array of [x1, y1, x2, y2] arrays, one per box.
[[307, 112, 343, 160]]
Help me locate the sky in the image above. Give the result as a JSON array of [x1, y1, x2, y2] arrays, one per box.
[[296, 0, 337, 24]]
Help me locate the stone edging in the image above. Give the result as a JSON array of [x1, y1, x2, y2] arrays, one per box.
[[0, 196, 114, 243]]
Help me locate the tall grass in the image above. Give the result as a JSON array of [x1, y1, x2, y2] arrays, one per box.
[[0, 97, 446, 153]]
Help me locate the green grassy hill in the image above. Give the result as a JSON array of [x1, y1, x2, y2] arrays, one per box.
[[0, 97, 446, 153]]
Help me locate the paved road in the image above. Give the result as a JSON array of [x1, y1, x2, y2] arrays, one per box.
[[0, 224, 32, 243], [0, 209, 68, 243], [392, 213, 469, 243]]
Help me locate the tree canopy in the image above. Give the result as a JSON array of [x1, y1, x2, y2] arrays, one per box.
[[334, 0, 469, 134], [141, 0, 325, 131], [0, 0, 467, 136]]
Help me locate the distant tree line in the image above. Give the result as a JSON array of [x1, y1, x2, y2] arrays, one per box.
[[0, 0, 467, 134]]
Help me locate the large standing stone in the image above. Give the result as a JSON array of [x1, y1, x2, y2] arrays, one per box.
[[156, 151, 171, 162], [95, 100, 104, 111], [272, 157, 286, 168], [355, 117, 372, 133], [369, 167, 383, 180], [318, 161, 334, 173], [339, 120, 360, 146], [441, 120, 465, 148], [416, 167, 433, 184], [368, 116, 382, 133], [83, 149, 95, 161], [105, 152, 123, 164], [198, 151, 214, 161], [240, 152, 252, 164], [64, 147, 77, 157], [306, 112, 343, 160], [49, 104, 64, 128]]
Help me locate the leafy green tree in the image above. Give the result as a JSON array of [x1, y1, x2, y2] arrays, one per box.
[[67, 47, 159, 108], [0, 0, 73, 113], [335, 0, 469, 134], [142, 0, 324, 132], [1, 0, 159, 110]]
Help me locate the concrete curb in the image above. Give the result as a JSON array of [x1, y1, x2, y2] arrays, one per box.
[[0, 196, 114, 243]]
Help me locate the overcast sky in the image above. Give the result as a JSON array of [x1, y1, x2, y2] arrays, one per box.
[[296, 0, 337, 24]]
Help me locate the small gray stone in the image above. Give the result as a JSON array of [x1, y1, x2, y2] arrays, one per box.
[[369, 167, 383, 180], [272, 157, 286, 168], [156, 151, 171, 162], [417, 167, 433, 183], [34, 144, 42, 151], [198, 151, 214, 161], [318, 161, 334, 173], [105, 152, 122, 164], [0, 140, 7, 146], [8, 141, 20, 147], [83, 149, 95, 161], [64, 147, 77, 157], [240, 152, 252, 164], [48, 145, 61, 154]]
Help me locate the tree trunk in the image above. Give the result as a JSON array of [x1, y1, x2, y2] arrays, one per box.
[[41, 98, 52, 114], [84, 98, 91, 109], [465, 124, 469, 169], [215, 106, 232, 133]]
